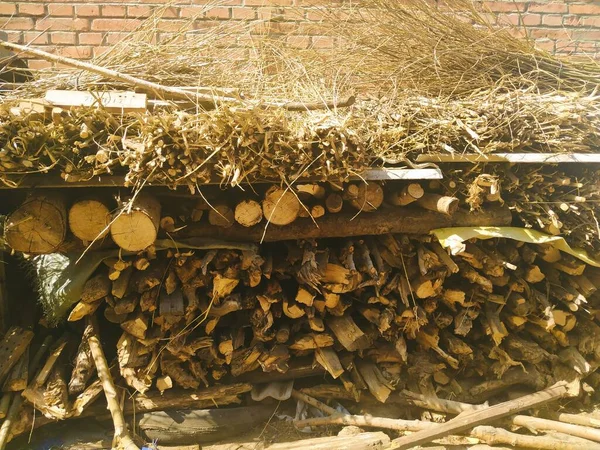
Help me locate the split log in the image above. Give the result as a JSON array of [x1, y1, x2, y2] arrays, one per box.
[[208, 204, 235, 228], [328, 315, 370, 352], [262, 187, 300, 226], [181, 206, 512, 242], [0, 327, 34, 385], [2, 348, 28, 392], [417, 194, 459, 216], [68, 322, 95, 396], [234, 200, 263, 227], [68, 299, 103, 322], [387, 183, 424, 206], [4, 193, 67, 253], [110, 193, 161, 252], [68, 198, 111, 242]]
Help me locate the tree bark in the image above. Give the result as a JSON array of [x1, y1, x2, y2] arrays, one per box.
[[180, 206, 512, 242]]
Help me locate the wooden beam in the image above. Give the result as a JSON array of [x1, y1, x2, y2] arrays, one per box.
[[416, 153, 600, 164], [45, 90, 147, 113], [0, 168, 442, 190], [179, 205, 512, 242]]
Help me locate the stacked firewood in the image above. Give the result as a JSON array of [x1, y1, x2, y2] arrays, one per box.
[[42, 232, 598, 409]]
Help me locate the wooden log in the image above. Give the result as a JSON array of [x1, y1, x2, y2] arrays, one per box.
[[86, 317, 139, 450], [356, 360, 393, 403], [110, 193, 161, 252], [4, 193, 67, 253], [297, 184, 326, 200], [328, 315, 369, 352], [68, 322, 95, 396], [470, 426, 600, 450], [417, 194, 459, 216], [325, 193, 343, 213], [180, 206, 512, 242], [234, 200, 263, 227], [311, 205, 326, 219], [315, 347, 344, 379], [262, 187, 300, 226], [67, 299, 103, 322], [0, 327, 34, 385], [209, 204, 235, 228], [348, 183, 384, 212], [387, 183, 424, 206], [68, 198, 111, 242]]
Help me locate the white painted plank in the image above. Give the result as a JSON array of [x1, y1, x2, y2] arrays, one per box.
[[45, 90, 147, 113], [416, 153, 600, 164], [362, 168, 443, 180]]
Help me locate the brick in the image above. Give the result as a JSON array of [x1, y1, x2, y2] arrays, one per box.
[[287, 35, 310, 48], [0, 3, 17, 16], [101, 5, 127, 17], [529, 28, 571, 40], [3, 31, 22, 43], [482, 1, 527, 13], [48, 4, 74, 16], [542, 14, 564, 27], [56, 46, 93, 59], [50, 31, 77, 44], [127, 5, 153, 18], [206, 7, 231, 19], [232, 7, 256, 19], [0, 17, 34, 30], [104, 32, 130, 44], [534, 39, 556, 52], [563, 15, 584, 27], [581, 17, 600, 28], [24, 31, 48, 44], [28, 60, 53, 70], [155, 19, 189, 32], [528, 3, 568, 14], [93, 46, 111, 58], [573, 30, 600, 41], [91, 18, 141, 32], [522, 13, 541, 26], [311, 35, 335, 48], [36, 18, 90, 31], [78, 32, 104, 45], [75, 5, 100, 17], [497, 13, 520, 26], [180, 6, 206, 18], [18, 4, 46, 16], [244, 0, 293, 6], [569, 4, 600, 15]]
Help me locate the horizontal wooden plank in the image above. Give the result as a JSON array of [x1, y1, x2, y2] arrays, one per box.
[[45, 90, 147, 113], [416, 153, 600, 164], [0, 168, 442, 190]]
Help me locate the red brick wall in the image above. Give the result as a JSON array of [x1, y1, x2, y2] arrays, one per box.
[[1, 1, 600, 70]]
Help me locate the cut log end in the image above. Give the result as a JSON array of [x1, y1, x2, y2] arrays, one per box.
[[110, 194, 161, 252], [262, 188, 300, 226], [235, 200, 263, 228], [68, 199, 111, 242], [4, 194, 67, 254]]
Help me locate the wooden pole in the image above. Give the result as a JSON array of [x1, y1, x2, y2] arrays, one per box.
[[86, 317, 139, 450], [181, 206, 512, 242]]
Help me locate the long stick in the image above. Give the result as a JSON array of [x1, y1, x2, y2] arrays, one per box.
[[389, 380, 579, 449], [86, 317, 139, 450], [290, 389, 338, 416], [512, 415, 600, 443], [294, 414, 430, 432], [0, 41, 354, 111]]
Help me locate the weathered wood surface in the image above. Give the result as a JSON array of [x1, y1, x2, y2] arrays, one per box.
[[181, 206, 512, 242]]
